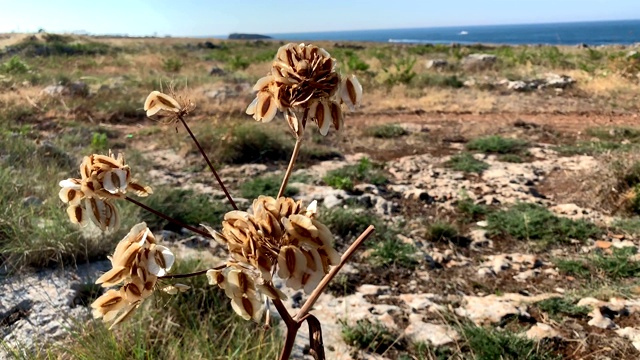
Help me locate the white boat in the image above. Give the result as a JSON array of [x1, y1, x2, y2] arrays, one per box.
[[459, 31, 469, 35]]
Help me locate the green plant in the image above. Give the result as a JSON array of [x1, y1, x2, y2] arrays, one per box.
[[613, 217, 640, 235], [323, 157, 388, 191], [385, 56, 417, 85], [90, 132, 109, 151], [426, 222, 458, 242], [446, 153, 489, 174], [457, 197, 489, 219], [1, 56, 29, 74], [555, 259, 591, 278], [162, 58, 183, 72], [228, 55, 251, 71], [535, 297, 590, 318], [365, 124, 408, 138], [487, 203, 601, 244], [370, 238, 418, 269], [498, 154, 524, 163], [466, 135, 528, 154], [341, 319, 398, 354], [320, 207, 383, 240], [41, 260, 281, 359], [240, 175, 299, 199], [592, 247, 640, 279]]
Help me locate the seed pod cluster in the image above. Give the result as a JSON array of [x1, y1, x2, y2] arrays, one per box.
[[246, 43, 363, 137], [58, 150, 152, 231], [91, 223, 177, 328], [205, 196, 340, 321]]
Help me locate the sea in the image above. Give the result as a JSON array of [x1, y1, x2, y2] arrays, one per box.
[[263, 20, 640, 46]]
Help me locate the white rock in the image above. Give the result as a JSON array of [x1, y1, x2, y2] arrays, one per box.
[[616, 327, 640, 351], [526, 323, 561, 341], [404, 314, 459, 347]]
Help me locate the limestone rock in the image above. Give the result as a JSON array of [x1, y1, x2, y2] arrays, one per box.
[[404, 314, 459, 347]]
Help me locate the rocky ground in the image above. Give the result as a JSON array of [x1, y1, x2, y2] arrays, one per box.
[[4, 115, 640, 359]]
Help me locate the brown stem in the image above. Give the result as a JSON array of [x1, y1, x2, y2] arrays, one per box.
[[277, 136, 303, 199], [178, 116, 237, 210], [158, 264, 226, 279], [273, 298, 300, 360], [294, 225, 375, 321], [124, 196, 212, 239]]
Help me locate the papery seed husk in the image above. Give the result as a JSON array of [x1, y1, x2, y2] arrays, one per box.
[[230, 296, 252, 321], [277, 245, 307, 280], [254, 92, 278, 123], [124, 282, 143, 302], [127, 182, 153, 197], [95, 266, 128, 287], [330, 101, 343, 132], [109, 302, 139, 329], [256, 282, 287, 300], [341, 75, 363, 111], [59, 187, 84, 206], [66, 205, 87, 226]]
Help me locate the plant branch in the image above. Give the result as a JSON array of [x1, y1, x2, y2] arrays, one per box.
[[278, 136, 303, 199], [124, 196, 213, 239], [294, 225, 375, 321], [178, 116, 237, 210], [158, 264, 226, 279], [273, 298, 300, 360]]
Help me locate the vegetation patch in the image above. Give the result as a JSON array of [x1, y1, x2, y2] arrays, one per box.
[[555, 247, 640, 280], [365, 124, 408, 139], [370, 238, 418, 269], [426, 222, 459, 243], [239, 174, 299, 199], [323, 157, 388, 192], [487, 203, 601, 244], [44, 260, 281, 359], [456, 197, 489, 220], [341, 319, 399, 354], [462, 324, 560, 360], [466, 135, 528, 154], [140, 188, 227, 233], [534, 297, 590, 319], [446, 153, 490, 174]]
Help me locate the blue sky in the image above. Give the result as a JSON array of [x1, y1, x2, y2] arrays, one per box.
[[0, 0, 638, 36]]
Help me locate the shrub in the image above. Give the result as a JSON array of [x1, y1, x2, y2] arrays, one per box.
[[162, 58, 183, 72], [1, 56, 29, 74], [365, 124, 408, 139], [445, 153, 489, 174], [466, 135, 528, 154], [90, 132, 109, 151], [426, 222, 458, 242]]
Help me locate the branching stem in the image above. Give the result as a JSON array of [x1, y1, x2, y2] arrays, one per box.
[[273, 225, 375, 360], [178, 116, 237, 210], [278, 136, 303, 199], [124, 196, 213, 239]]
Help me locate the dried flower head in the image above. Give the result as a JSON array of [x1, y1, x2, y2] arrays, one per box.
[[91, 222, 177, 328], [246, 43, 362, 136], [59, 150, 151, 231], [204, 196, 340, 321], [144, 90, 195, 124]]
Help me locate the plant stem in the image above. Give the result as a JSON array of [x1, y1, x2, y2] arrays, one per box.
[[278, 136, 303, 198], [124, 196, 213, 239], [158, 264, 226, 279], [273, 298, 300, 360], [294, 225, 375, 321], [178, 116, 237, 210]]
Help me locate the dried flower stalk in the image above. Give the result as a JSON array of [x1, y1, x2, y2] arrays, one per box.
[[57, 43, 369, 359]]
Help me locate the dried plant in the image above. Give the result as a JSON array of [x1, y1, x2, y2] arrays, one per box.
[[57, 43, 371, 359]]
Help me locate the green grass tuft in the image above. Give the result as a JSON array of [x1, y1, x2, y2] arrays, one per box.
[[487, 203, 601, 244], [535, 297, 590, 318], [466, 136, 528, 154], [323, 157, 388, 192], [341, 319, 398, 354], [364, 124, 408, 139], [462, 324, 560, 360], [239, 175, 299, 199], [140, 188, 227, 233], [426, 222, 458, 242], [370, 238, 418, 269], [446, 153, 489, 174]]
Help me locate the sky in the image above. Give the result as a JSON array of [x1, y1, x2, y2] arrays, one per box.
[[0, 0, 638, 37]]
